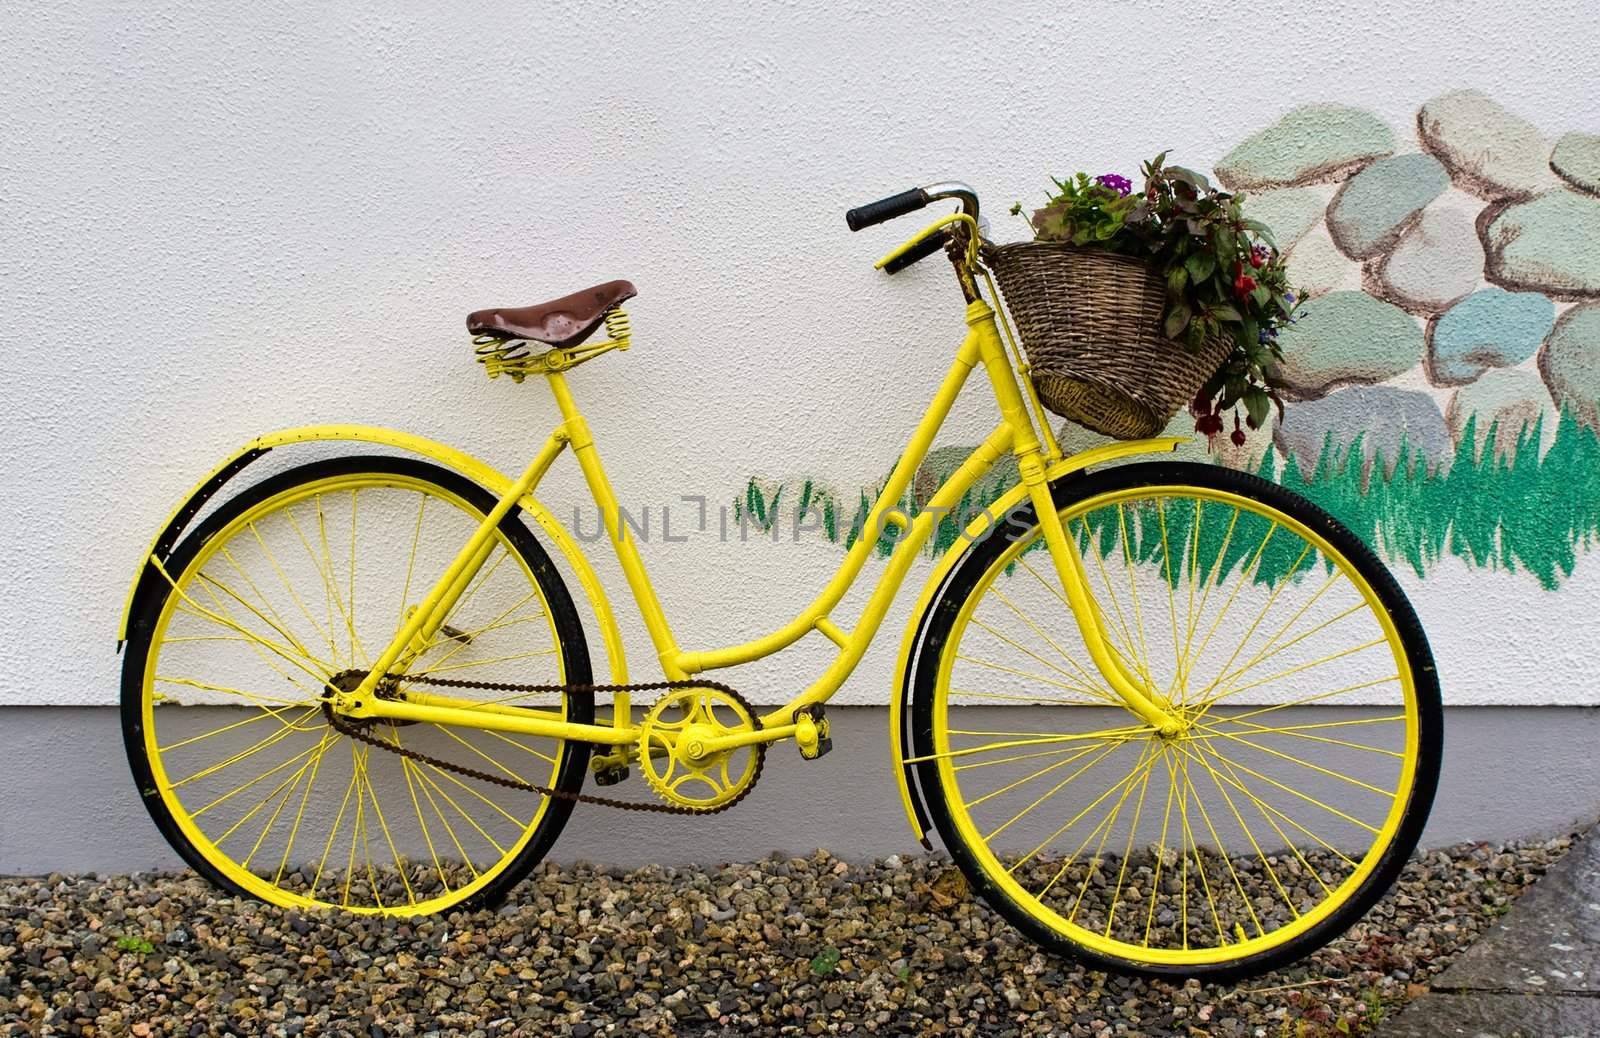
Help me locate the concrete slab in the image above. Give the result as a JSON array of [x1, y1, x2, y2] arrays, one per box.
[[1432, 831, 1600, 995], [1380, 993, 1600, 1038], [1383, 831, 1600, 1038]]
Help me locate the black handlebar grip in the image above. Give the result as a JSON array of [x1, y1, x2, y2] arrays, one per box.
[[846, 187, 930, 231], [883, 229, 952, 274]]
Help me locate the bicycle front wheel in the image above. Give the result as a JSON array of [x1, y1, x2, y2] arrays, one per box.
[[122, 456, 594, 915], [909, 461, 1441, 979]]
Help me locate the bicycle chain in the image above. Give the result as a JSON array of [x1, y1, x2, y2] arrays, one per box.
[[324, 673, 765, 816]]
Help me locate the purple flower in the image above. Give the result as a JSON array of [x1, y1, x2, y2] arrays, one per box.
[[1095, 173, 1132, 197], [1284, 292, 1296, 304]]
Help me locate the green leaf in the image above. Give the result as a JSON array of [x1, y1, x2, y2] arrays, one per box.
[[1251, 285, 1271, 307], [1184, 252, 1215, 283], [1166, 164, 1212, 191], [1240, 218, 1278, 249], [1244, 389, 1270, 429], [1164, 302, 1192, 340], [1166, 265, 1188, 296], [1210, 303, 1242, 322]]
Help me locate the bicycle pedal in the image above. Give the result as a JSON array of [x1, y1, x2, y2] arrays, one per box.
[[593, 764, 630, 786], [793, 706, 833, 760]]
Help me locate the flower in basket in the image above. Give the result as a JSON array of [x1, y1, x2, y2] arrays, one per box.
[[1013, 153, 1305, 445]]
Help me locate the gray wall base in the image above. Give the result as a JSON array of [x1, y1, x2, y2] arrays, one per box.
[[2, 706, 1595, 875]]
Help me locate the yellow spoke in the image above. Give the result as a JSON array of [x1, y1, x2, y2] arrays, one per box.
[[1200, 568, 1344, 698], [282, 505, 352, 669], [188, 576, 323, 699], [1143, 752, 1179, 947], [359, 743, 416, 906], [394, 729, 449, 894], [1019, 744, 1165, 891], [155, 675, 307, 711], [1211, 675, 1402, 726], [217, 736, 328, 850], [1156, 499, 1184, 695], [1190, 541, 1314, 705], [1179, 504, 1241, 698], [1195, 600, 1370, 710], [251, 520, 341, 666], [417, 587, 543, 672], [953, 654, 1111, 702], [968, 616, 1118, 702], [311, 762, 359, 899], [1017, 554, 1148, 690], [1188, 521, 1279, 697], [396, 493, 429, 628], [1115, 502, 1156, 688], [406, 756, 477, 878], [908, 726, 1144, 766], [318, 495, 369, 668], [1075, 518, 1153, 688], [1187, 727, 1396, 798], [1176, 752, 1227, 947], [1104, 739, 1157, 938], [1190, 742, 1273, 934], [1188, 741, 1335, 898], [344, 743, 365, 908], [1188, 746, 1290, 929], [157, 561, 333, 686], [960, 740, 1125, 809], [953, 741, 1123, 773], [412, 761, 518, 846], [168, 705, 320, 790], [218, 545, 313, 664], [428, 724, 534, 785], [1195, 742, 1380, 835], [986, 740, 1125, 845], [1056, 741, 1157, 916], [189, 729, 327, 817], [157, 700, 315, 752], [1200, 637, 1390, 710], [241, 732, 334, 868], [1203, 716, 1403, 758], [986, 584, 1116, 700], [274, 728, 333, 886], [477, 727, 559, 767]]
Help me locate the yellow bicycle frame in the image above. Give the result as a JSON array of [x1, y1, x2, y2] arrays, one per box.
[[121, 214, 1187, 817]]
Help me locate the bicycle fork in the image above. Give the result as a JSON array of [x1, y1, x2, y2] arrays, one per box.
[[970, 299, 1182, 737]]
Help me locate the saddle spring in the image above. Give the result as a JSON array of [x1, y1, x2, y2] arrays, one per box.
[[474, 306, 632, 382]]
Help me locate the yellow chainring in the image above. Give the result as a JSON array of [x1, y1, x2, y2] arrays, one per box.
[[638, 686, 763, 809]]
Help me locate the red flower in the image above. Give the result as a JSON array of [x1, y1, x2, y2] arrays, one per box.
[[1230, 414, 1246, 447], [1196, 412, 1224, 437], [1235, 272, 1257, 298]]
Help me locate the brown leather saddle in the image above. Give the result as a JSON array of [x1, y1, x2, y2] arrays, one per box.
[[467, 280, 637, 348]]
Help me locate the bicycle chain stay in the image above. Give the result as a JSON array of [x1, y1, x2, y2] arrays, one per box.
[[324, 673, 764, 816]]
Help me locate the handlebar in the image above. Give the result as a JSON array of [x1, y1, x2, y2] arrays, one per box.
[[846, 182, 980, 273]]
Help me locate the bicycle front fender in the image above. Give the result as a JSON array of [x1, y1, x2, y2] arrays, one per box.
[[886, 436, 1187, 848], [115, 424, 629, 686]]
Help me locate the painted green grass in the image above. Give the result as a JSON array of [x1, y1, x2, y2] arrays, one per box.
[[736, 410, 1600, 590]]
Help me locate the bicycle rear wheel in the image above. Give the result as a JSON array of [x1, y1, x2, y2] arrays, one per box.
[[122, 455, 593, 915], [909, 461, 1441, 979]]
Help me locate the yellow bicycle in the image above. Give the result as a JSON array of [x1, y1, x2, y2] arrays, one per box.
[[119, 184, 1441, 979]]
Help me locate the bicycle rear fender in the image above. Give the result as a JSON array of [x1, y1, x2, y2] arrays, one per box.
[[887, 436, 1187, 848], [115, 424, 629, 686]]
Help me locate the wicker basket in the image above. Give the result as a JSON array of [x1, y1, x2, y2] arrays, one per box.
[[983, 242, 1233, 440]]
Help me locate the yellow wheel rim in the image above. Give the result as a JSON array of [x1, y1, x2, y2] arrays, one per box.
[[929, 485, 1421, 966], [137, 471, 572, 915]]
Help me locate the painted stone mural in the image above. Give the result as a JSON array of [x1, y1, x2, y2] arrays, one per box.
[[741, 91, 1600, 591]]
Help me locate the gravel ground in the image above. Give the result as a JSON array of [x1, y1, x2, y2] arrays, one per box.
[[0, 837, 1573, 1038]]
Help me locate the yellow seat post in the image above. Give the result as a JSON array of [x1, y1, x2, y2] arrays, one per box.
[[543, 368, 687, 678]]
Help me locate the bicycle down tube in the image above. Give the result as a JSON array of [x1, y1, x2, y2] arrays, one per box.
[[334, 297, 1181, 742]]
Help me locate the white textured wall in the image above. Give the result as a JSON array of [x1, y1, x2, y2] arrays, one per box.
[[4, 1, 1599, 708]]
